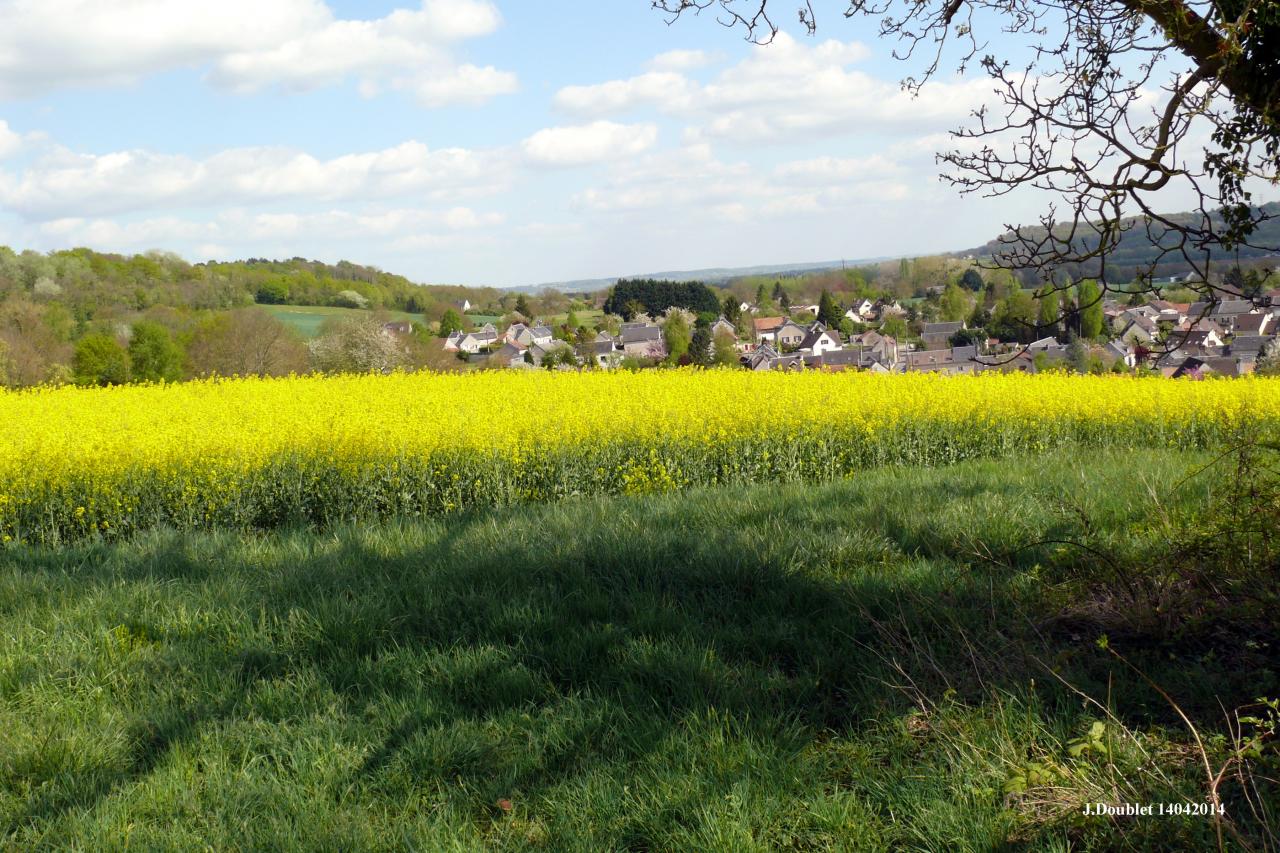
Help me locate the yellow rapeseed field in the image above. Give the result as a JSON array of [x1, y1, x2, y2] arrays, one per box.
[[2, 370, 1278, 543]]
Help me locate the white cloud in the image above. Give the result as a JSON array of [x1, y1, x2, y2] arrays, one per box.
[[0, 0, 515, 106], [573, 143, 912, 222], [554, 72, 692, 116], [573, 144, 750, 214], [36, 205, 505, 252], [555, 33, 990, 141], [647, 49, 718, 72], [39, 216, 217, 246], [0, 140, 509, 220], [405, 64, 519, 107], [773, 154, 904, 184], [522, 121, 658, 167], [0, 120, 22, 159]]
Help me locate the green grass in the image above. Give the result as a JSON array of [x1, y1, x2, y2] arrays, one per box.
[[1, 448, 1274, 850], [542, 308, 603, 328], [260, 305, 423, 339]]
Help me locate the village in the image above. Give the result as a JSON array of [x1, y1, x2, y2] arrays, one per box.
[[441, 288, 1280, 378]]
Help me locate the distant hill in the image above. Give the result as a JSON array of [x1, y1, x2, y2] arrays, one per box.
[[960, 202, 1280, 281], [522, 257, 893, 294], [0, 247, 508, 318]]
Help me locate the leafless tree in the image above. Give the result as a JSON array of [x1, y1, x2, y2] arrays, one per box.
[[653, 0, 1280, 314], [186, 308, 309, 378]]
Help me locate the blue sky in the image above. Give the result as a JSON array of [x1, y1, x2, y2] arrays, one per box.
[[0, 1, 1267, 286]]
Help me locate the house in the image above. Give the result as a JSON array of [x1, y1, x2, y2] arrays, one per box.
[[1234, 312, 1273, 336], [1210, 300, 1259, 331], [739, 302, 754, 314], [1166, 328, 1224, 351], [1171, 355, 1250, 379], [710, 317, 738, 339], [453, 332, 482, 354], [753, 316, 786, 342], [774, 319, 807, 350], [382, 320, 413, 335], [1229, 335, 1272, 361], [619, 323, 666, 359], [921, 321, 964, 350], [1114, 306, 1160, 334], [507, 323, 554, 348], [1179, 317, 1227, 337], [742, 343, 780, 371], [528, 340, 573, 368], [448, 323, 498, 354], [792, 304, 820, 316], [904, 345, 979, 374], [845, 299, 875, 321], [505, 322, 530, 344], [973, 352, 1037, 374], [808, 348, 888, 372], [490, 342, 530, 369], [1185, 302, 1212, 322], [846, 330, 899, 366], [798, 326, 841, 356], [1149, 300, 1190, 325], [769, 354, 806, 371], [739, 343, 803, 371], [1106, 340, 1137, 368], [457, 299, 472, 312], [593, 338, 624, 366], [1119, 315, 1159, 344]]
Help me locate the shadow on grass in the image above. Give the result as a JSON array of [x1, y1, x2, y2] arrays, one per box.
[[0, 451, 1269, 848]]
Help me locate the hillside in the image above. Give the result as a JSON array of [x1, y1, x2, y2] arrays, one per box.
[[0, 248, 507, 318], [0, 248, 537, 386], [962, 202, 1280, 281], [526, 257, 892, 293]]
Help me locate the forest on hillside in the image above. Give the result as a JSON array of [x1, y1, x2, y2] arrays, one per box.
[[0, 248, 526, 387], [965, 202, 1280, 282]]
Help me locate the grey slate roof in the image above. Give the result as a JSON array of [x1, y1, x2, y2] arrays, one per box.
[[1229, 335, 1271, 354], [1212, 300, 1256, 317], [619, 324, 662, 344]]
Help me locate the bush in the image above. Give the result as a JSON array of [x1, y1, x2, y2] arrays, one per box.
[[333, 290, 370, 309], [127, 321, 184, 383], [72, 334, 129, 386]]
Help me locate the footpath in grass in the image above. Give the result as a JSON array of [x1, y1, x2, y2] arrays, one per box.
[[1, 448, 1275, 850]]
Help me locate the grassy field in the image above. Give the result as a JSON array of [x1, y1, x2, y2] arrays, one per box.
[[543, 308, 604, 328], [2, 447, 1274, 850], [259, 305, 424, 339]]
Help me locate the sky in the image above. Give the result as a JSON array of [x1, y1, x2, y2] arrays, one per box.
[[0, 0, 1269, 287]]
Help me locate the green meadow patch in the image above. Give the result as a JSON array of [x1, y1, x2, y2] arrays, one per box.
[[1, 448, 1275, 850]]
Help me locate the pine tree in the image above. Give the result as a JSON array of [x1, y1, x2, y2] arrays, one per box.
[[817, 290, 843, 327], [1077, 279, 1103, 340], [1037, 288, 1060, 337]]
